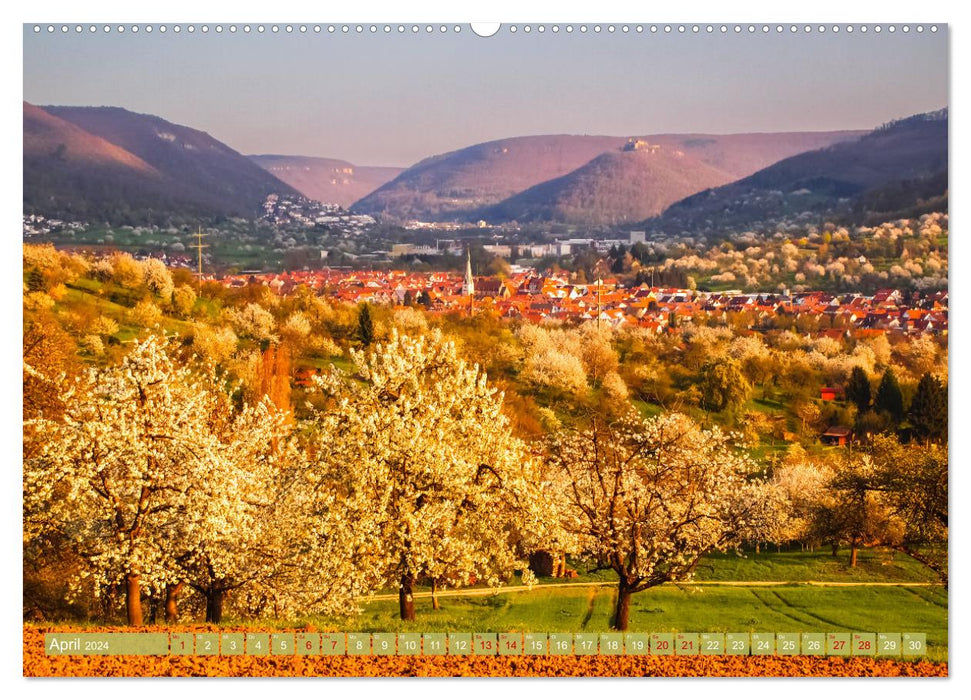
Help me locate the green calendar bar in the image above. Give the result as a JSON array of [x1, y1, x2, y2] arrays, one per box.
[[473, 633, 498, 655], [676, 632, 698, 656], [726, 633, 749, 655], [346, 633, 370, 655], [624, 633, 650, 655], [372, 632, 396, 656], [195, 633, 219, 656], [902, 633, 927, 657], [699, 633, 724, 655], [827, 633, 851, 656], [221, 633, 244, 656], [801, 633, 825, 656], [524, 633, 547, 655], [877, 633, 901, 657], [575, 633, 598, 655], [296, 632, 320, 655], [549, 633, 572, 655], [853, 633, 876, 657], [272, 633, 295, 655], [498, 632, 522, 655], [44, 633, 169, 656], [246, 633, 270, 656], [321, 633, 345, 656], [398, 633, 422, 656], [448, 632, 472, 655], [650, 633, 674, 656], [423, 633, 447, 656], [170, 632, 193, 656], [751, 633, 775, 656], [600, 633, 623, 656], [777, 633, 800, 656], [40, 630, 931, 657]]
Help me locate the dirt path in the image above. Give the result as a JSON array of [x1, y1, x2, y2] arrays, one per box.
[[364, 579, 943, 601], [579, 587, 599, 629]]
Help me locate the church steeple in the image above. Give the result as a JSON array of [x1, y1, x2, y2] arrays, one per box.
[[462, 248, 474, 298], [462, 248, 475, 316]]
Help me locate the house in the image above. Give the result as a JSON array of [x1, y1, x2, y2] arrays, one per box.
[[294, 367, 322, 388], [475, 278, 511, 300], [821, 425, 852, 446], [820, 386, 843, 401]]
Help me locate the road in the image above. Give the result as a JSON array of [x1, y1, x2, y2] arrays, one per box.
[[365, 579, 943, 601]]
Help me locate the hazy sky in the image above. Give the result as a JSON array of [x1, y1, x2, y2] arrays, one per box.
[[23, 25, 948, 167]]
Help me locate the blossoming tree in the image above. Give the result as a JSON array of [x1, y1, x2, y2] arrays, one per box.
[[24, 337, 230, 624], [306, 329, 559, 620], [546, 412, 766, 630], [24, 336, 364, 625]]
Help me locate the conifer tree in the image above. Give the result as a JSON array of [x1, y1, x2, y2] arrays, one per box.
[[875, 369, 905, 424], [357, 303, 375, 347], [909, 373, 947, 443], [846, 366, 872, 412]]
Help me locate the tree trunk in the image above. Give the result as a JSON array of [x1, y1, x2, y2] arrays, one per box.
[[831, 543, 839, 557], [431, 580, 440, 611], [754, 542, 760, 554], [102, 583, 117, 621], [148, 592, 159, 624], [613, 582, 633, 631], [205, 588, 225, 624], [399, 573, 416, 621], [125, 573, 143, 627], [850, 544, 858, 568], [165, 582, 182, 623]]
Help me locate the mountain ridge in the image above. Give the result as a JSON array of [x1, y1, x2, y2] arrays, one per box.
[[353, 130, 864, 223], [25, 103, 297, 224], [485, 146, 731, 225], [649, 109, 948, 234], [249, 154, 402, 208]]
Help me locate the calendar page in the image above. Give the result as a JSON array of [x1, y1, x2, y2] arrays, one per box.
[[20, 10, 949, 682]]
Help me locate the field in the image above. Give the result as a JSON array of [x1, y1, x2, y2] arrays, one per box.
[[25, 548, 948, 676], [687, 547, 940, 583], [356, 546, 940, 595], [316, 585, 947, 660]]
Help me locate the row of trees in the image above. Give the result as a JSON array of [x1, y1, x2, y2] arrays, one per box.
[[846, 366, 947, 441], [602, 212, 948, 293], [768, 438, 948, 584], [23, 331, 554, 625]]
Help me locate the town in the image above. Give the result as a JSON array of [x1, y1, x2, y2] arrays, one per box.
[[216, 264, 948, 337]]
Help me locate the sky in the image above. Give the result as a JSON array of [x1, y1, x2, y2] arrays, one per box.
[[23, 24, 949, 167]]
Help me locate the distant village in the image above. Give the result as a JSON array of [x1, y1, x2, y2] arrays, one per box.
[[260, 194, 376, 232], [22, 213, 85, 237], [215, 266, 948, 338]]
